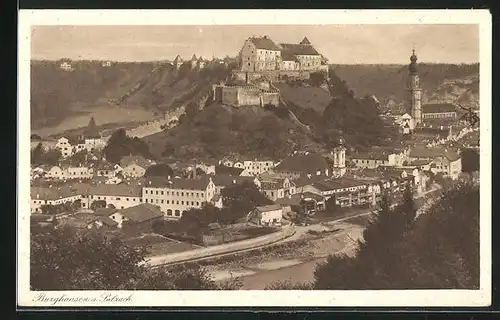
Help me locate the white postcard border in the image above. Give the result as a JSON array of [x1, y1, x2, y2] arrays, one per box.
[[18, 9, 492, 307]]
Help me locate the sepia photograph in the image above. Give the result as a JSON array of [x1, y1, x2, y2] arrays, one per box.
[[18, 10, 491, 307]]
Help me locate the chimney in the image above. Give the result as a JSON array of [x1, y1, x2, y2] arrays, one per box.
[[36, 194, 40, 199], [233, 179, 236, 184], [148, 180, 151, 185]]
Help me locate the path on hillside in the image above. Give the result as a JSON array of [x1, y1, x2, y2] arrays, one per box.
[[278, 97, 311, 132]]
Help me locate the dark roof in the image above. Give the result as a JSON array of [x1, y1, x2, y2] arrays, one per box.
[[144, 176, 211, 190], [94, 207, 118, 216], [275, 197, 300, 206], [261, 180, 283, 190], [312, 178, 369, 191], [280, 48, 300, 62], [118, 203, 164, 223], [31, 186, 78, 200], [351, 150, 388, 161], [275, 153, 330, 174], [422, 103, 457, 114], [96, 216, 118, 227], [279, 43, 320, 56], [255, 204, 282, 212], [300, 37, 311, 45], [409, 147, 461, 161], [211, 174, 254, 187], [292, 192, 324, 202], [215, 165, 244, 176], [96, 162, 115, 170], [249, 36, 282, 51], [120, 156, 155, 169], [87, 183, 142, 197], [292, 174, 325, 187]]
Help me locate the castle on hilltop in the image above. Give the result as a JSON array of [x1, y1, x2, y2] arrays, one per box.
[[234, 36, 329, 83], [212, 36, 329, 108]]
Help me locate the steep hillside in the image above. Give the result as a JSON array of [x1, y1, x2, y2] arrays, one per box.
[[331, 63, 479, 108], [274, 83, 332, 113], [30, 60, 231, 132], [143, 103, 320, 162]]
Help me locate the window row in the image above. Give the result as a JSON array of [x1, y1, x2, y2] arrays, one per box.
[[144, 189, 204, 198], [145, 198, 201, 206]]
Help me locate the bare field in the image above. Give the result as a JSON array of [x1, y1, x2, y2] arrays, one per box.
[[31, 105, 157, 138]]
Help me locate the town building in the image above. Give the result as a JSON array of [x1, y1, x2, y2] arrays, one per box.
[[408, 147, 462, 180], [44, 165, 93, 180], [274, 152, 331, 179], [190, 54, 198, 69], [260, 177, 296, 201], [142, 176, 216, 218], [248, 204, 283, 227], [120, 156, 156, 178], [239, 36, 327, 77], [173, 55, 183, 69], [59, 59, 73, 71], [242, 159, 276, 176], [78, 183, 143, 210], [211, 175, 260, 195], [421, 103, 458, 120], [30, 186, 82, 213], [109, 203, 164, 229]]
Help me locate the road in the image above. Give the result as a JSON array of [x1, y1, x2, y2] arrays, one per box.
[[146, 184, 442, 268]]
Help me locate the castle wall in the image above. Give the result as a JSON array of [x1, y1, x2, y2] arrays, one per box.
[[237, 89, 262, 106], [261, 92, 280, 106]]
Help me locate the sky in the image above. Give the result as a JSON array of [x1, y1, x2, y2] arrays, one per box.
[[30, 24, 479, 64]]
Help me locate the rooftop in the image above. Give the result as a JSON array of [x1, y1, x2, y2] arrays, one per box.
[[255, 204, 282, 212], [275, 153, 330, 174], [279, 43, 320, 56], [215, 165, 244, 176], [120, 156, 155, 169], [422, 103, 457, 114], [211, 174, 255, 187], [144, 176, 212, 190], [118, 203, 164, 223], [248, 36, 282, 51]]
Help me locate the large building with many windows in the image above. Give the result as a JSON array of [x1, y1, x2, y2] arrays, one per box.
[[142, 176, 216, 218]]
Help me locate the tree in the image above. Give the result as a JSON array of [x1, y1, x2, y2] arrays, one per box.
[[313, 183, 479, 289], [70, 149, 88, 166], [309, 72, 325, 87], [31, 143, 44, 166], [221, 181, 273, 223], [461, 148, 480, 173], [325, 196, 341, 214], [31, 225, 242, 290], [43, 149, 62, 166], [144, 163, 174, 178], [103, 128, 153, 164]]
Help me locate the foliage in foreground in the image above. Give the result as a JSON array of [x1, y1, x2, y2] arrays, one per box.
[[30, 225, 241, 290], [313, 183, 479, 290], [266, 183, 479, 290]]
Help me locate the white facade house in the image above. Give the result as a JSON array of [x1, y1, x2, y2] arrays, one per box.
[[251, 204, 283, 226], [142, 177, 217, 218], [30, 186, 82, 213]]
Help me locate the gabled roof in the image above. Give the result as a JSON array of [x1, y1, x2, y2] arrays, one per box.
[[96, 216, 118, 227], [248, 36, 282, 51], [422, 103, 457, 114], [351, 150, 389, 161], [90, 183, 142, 197], [280, 48, 300, 62], [275, 153, 330, 174], [144, 176, 212, 190], [255, 204, 282, 213], [173, 55, 183, 63], [96, 161, 115, 170], [211, 174, 255, 187], [94, 207, 118, 216], [118, 203, 164, 223], [279, 43, 320, 56], [300, 37, 311, 45], [120, 156, 155, 169], [409, 147, 460, 161], [31, 186, 80, 200], [191, 54, 198, 61]]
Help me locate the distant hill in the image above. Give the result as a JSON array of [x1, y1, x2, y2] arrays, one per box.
[[331, 63, 479, 109], [30, 60, 231, 130]]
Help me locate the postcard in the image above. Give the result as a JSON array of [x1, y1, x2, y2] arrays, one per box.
[[18, 9, 491, 308]]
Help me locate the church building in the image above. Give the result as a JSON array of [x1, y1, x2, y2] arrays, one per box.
[[402, 50, 459, 134]]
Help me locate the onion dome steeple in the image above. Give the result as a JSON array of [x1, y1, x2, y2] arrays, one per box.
[[409, 49, 418, 74]]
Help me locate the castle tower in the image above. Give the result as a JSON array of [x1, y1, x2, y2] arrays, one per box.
[[332, 137, 346, 177], [406, 49, 423, 125]]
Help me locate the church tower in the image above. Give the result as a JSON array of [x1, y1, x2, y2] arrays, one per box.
[[406, 49, 422, 125], [331, 137, 346, 177]]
